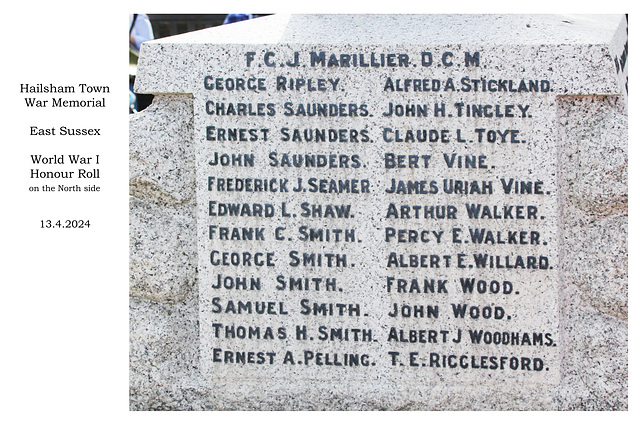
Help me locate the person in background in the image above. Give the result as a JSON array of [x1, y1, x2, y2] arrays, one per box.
[[223, 14, 255, 24], [129, 14, 154, 113], [130, 14, 154, 54]]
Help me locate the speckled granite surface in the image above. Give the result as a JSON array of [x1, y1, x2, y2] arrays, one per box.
[[130, 15, 627, 410]]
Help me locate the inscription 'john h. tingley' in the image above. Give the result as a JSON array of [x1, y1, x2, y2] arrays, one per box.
[[201, 46, 557, 380]]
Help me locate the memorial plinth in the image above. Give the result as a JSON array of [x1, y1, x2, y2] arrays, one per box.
[[130, 14, 627, 410]]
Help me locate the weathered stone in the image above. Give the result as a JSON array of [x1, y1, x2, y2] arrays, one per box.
[[129, 197, 196, 304], [129, 94, 197, 304], [129, 95, 195, 206], [130, 14, 627, 410]]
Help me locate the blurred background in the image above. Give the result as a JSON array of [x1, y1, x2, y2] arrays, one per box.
[[129, 14, 268, 113]]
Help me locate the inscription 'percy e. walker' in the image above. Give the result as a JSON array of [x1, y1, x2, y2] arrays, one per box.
[[197, 46, 559, 383]]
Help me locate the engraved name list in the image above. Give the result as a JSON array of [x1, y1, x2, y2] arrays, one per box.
[[196, 47, 558, 384]]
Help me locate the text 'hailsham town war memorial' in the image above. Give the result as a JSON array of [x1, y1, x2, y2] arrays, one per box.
[[129, 15, 628, 410]]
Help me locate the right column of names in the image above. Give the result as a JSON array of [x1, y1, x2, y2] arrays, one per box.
[[378, 48, 558, 379]]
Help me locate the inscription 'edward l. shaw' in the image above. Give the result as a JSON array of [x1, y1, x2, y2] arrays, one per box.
[[208, 201, 353, 219]]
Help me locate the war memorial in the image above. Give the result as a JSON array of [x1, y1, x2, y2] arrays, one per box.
[[129, 14, 628, 410]]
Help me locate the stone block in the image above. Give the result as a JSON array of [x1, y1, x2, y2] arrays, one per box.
[[129, 14, 627, 410]]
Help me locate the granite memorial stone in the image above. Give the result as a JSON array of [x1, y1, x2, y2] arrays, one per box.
[[130, 14, 628, 410]]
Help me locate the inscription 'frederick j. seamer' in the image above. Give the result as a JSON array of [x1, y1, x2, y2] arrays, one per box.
[[198, 46, 558, 382]]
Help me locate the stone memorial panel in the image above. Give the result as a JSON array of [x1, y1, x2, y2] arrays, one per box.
[[130, 14, 627, 410]]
